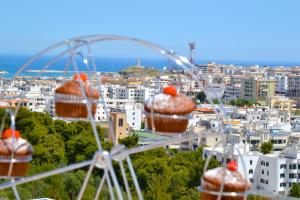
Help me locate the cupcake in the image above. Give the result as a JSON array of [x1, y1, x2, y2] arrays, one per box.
[[144, 85, 196, 133], [201, 161, 250, 200], [55, 73, 100, 118], [0, 129, 33, 177]]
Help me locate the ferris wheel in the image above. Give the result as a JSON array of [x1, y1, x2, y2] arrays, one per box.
[[0, 35, 251, 200]]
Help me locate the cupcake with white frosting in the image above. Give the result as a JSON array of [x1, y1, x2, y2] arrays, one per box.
[[201, 161, 250, 200], [0, 129, 33, 177], [144, 85, 196, 133], [55, 73, 100, 118]]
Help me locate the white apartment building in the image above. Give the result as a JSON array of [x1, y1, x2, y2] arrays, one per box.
[[222, 65, 242, 75], [23, 86, 51, 112], [94, 98, 142, 130], [287, 74, 300, 97], [291, 115, 300, 132], [124, 104, 142, 130], [111, 86, 156, 103], [203, 135, 300, 196], [223, 84, 241, 102], [255, 147, 300, 196], [149, 76, 170, 88], [134, 87, 156, 102], [180, 78, 198, 93], [203, 140, 260, 185], [204, 83, 225, 100], [275, 74, 288, 94], [95, 99, 135, 120]]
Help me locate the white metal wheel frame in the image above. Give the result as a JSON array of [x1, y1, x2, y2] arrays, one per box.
[[0, 35, 249, 200]]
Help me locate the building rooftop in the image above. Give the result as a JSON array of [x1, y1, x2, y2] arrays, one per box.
[[132, 131, 169, 140]]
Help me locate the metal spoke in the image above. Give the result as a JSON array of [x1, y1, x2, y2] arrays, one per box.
[[94, 169, 108, 200]]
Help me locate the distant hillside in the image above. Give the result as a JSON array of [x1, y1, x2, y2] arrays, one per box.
[[121, 66, 160, 76]]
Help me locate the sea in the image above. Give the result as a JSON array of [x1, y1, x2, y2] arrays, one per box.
[[0, 54, 300, 78]]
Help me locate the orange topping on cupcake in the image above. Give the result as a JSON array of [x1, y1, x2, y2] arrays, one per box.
[[227, 160, 237, 171], [74, 73, 88, 82], [2, 128, 21, 139], [163, 85, 177, 96]]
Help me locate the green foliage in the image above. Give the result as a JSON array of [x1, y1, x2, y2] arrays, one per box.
[[119, 133, 139, 147], [212, 98, 219, 104], [292, 109, 300, 116], [196, 91, 206, 103], [0, 108, 224, 199], [121, 66, 160, 77], [290, 183, 300, 198], [141, 121, 145, 129], [247, 195, 271, 200], [260, 141, 273, 154], [229, 98, 255, 107], [132, 148, 220, 199]]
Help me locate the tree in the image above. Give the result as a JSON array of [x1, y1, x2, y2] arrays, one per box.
[[247, 195, 271, 200], [213, 98, 219, 104], [65, 131, 97, 163], [196, 91, 206, 103], [290, 183, 300, 198], [292, 109, 300, 116], [260, 141, 273, 154], [0, 108, 228, 199], [228, 98, 255, 107], [141, 121, 145, 129], [119, 133, 139, 147]]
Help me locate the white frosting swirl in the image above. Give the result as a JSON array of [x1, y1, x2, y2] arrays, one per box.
[[204, 167, 247, 187], [3, 138, 32, 153], [146, 93, 172, 110]]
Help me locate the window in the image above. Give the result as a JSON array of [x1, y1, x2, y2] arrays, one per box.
[[280, 164, 286, 169], [267, 171, 269, 176], [249, 169, 253, 174], [266, 180, 269, 185], [260, 179, 265, 184], [261, 161, 265, 166], [289, 174, 295, 179], [250, 160, 253, 165], [118, 118, 123, 127], [262, 170, 264, 174], [280, 173, 285, 178], [290, 164, 297, 169], [266, 162, 269, 167], [280, 182, 286, 187]]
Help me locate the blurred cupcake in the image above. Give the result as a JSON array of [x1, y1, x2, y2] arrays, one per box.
[[55, 73, 100, 118], [144, 85, 196, 133], [201, 161, 250, 200], [0, 128, 33, 177]]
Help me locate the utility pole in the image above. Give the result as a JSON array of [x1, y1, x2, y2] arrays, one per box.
[[188, 42, 196, 64]]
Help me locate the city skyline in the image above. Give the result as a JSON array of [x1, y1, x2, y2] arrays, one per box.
[[0, 0, 300, 61]]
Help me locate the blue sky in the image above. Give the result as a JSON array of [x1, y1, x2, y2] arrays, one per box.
[[1, 0, 300, 61]]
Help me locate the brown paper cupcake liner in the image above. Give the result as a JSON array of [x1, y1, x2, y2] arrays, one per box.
[[0, 162, 29, 177], [55, 93, 98, 118], [200, 178, 248, 200], [145, 112, 190, 133]]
